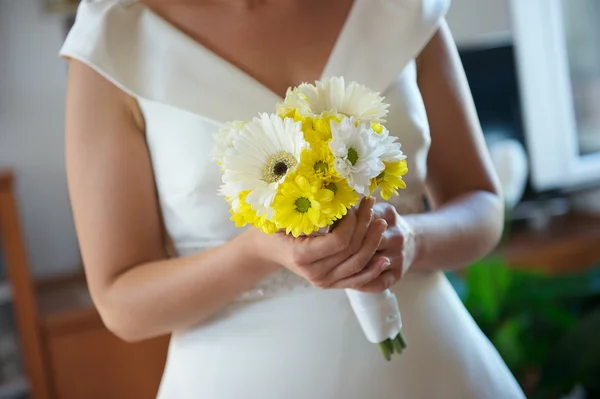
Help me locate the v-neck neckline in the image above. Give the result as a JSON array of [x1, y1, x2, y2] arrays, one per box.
[[139, 0, 361, 101]]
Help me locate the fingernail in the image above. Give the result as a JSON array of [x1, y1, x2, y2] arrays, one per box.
[[382, 258, 392, 270]]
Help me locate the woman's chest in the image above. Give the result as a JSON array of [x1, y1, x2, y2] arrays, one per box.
[[147, 0, 354, 98]]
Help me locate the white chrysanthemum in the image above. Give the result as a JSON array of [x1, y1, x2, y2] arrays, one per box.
[[221, 113, 309, 218], [329, 117, 385, 195], [376, 125, 407, 163], [211, 121, 246, 165], [279, 77, 389, 122]]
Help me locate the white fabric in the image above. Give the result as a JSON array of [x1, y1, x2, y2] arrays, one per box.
[[60, 0, 526, 397], [345, 289, 403, 343]]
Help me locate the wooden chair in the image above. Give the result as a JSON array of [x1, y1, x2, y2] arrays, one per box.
[[0, 170, 50, 398]]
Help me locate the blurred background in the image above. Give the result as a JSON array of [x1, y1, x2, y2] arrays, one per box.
[[1, 0, 600, 398]]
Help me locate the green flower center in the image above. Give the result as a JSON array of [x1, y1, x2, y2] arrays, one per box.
[[313, 161, 329, 174], [347, 148, 359, 166], [325, 182, 338, 194], [376, 171, 386, 183], [263, 151, 297, 183], [295, 197, 311, 213]]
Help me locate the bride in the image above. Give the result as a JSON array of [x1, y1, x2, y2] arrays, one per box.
[[61, 0, 526, 397]]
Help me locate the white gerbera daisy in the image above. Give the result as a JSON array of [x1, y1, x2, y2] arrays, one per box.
[[329, 117, 385, 195], [279, 77, 389, 122], [376, 125, 407, 163], [221, 113, 309, 218], [211, 120, 245, 165]]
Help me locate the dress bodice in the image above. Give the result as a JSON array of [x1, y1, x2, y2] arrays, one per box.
[[60, 0, 449, 301]]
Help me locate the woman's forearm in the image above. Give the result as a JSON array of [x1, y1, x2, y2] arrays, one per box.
[[404, 190, 504, 272], [94, 229, 279, 342]]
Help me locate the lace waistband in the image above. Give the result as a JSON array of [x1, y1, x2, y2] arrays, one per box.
[[176, 244, 315, 302]]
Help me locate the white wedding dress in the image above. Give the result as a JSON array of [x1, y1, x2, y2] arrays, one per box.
[[61, 1, 526, 398]]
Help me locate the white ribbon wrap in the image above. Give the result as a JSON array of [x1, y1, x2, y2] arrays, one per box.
[[344, 209, 416, 344], [345, 289, 402, 344]]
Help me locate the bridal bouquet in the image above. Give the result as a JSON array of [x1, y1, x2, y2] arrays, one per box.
[[212, 77, 408, 360]]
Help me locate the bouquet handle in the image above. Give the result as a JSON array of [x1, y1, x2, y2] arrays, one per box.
[[345, 289, 407, 360]]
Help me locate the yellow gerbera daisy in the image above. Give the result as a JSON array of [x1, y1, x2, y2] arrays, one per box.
[[229, 191, 278, 234], [323, 177, 360, 220], [370, 160, 408, 200], [272, 173, 335, 237]]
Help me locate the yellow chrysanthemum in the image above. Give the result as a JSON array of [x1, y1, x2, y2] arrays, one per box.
[[301, 120, 324, 145], [296, 141, 357, 219], [370, 160, 408, 200], [277, 104, 304, 123], [297, 140, 338, 182], [229, 191, 278, 234], [323, 177, 360, 220], [272, 173, 335, 237], [301, 111, 342, 145]]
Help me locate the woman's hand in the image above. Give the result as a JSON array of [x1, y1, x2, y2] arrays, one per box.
[[249, 197, 393, 290], [353, 202, 417, 293]]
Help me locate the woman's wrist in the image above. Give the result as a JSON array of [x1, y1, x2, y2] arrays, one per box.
[[236, 228, 282, 276]]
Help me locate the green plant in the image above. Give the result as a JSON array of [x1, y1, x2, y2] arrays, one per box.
[[447, 258, 600, 397], [532, 302, 600, 399]]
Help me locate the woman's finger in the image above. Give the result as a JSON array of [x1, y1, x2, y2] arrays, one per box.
[[354, 270, 400, 293], [292, 196, 372, 269], [348, 196, 375, 254], [317, 218, 387, 286], [328, 255, 390, 289], [290, 207, 359, 266], [308, 196, 374, 270]]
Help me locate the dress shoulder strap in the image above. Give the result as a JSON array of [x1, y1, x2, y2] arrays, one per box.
[[59, 0, 146, 99], [58, 0, 282, 122], [59, 0, 451, 121], [326, 0, 451, 93]]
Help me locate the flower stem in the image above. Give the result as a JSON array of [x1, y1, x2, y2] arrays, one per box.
[[379, 342, 392, 361], [378, 332, 408, 361], [385, 338, 395, 354], [396, 331, 407, 349], [391, 336, 404, 354]]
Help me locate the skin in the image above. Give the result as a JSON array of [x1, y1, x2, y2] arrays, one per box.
[[64, 0, 503, 342]]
